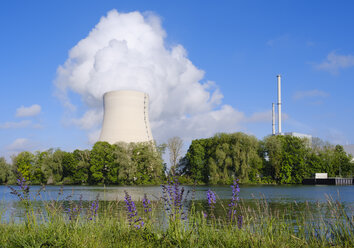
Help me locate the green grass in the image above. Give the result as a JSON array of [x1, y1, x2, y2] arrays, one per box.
[[0, 196, 353, 248]]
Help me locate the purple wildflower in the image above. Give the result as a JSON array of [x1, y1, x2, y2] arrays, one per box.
[[65, 206, 79, 221], [135, 220, 145, 229], [161, 177, 188, 220], [206, 189, 216, 218], [173, 177, 183, 208], [124, 191, 137, 222], [65, 194, 83, 221], [228, 179, 242, 227], [124, 191, 144, 229], [207, 189, 216, 207], [89, 195, 99, 220], [17, 177, 29, 192], [142, 194, 152, 214], [8, 176, 30, 203]]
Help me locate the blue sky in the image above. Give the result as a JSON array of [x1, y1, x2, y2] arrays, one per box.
[[1, 0, 354, 160]]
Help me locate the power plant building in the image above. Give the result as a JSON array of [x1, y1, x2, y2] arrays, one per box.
[[99, 90, 153, 144]]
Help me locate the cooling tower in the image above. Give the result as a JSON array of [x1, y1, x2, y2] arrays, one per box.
[[99, 90, 153, 144]]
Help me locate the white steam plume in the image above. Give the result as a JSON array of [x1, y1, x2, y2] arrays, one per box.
[[55, 10, 244, 143]]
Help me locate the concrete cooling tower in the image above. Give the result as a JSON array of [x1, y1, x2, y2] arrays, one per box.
[[99, 90, 153, 144]]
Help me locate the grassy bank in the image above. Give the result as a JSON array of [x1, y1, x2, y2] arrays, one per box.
[[0, 179, 353, 247]]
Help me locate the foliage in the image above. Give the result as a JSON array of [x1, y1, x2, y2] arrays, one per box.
[[0, 157, 11, 184], [72, 149, 91, 184], [1, 132, 352, 186], [181, 133, 353, 184], [130, 142, 165, 184], [90, 142, 117, 184], [12, 151, 44, 184], [264, 135, 310, 184], [183, 133, 263, 184], [1, 141, 165, 186]]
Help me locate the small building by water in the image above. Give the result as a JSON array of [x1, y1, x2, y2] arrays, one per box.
[[303, 173, 353, 185]]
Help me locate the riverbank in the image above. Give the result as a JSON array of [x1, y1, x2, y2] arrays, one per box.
[[0, 180, 353, 247], [0, 199, 353, 247]]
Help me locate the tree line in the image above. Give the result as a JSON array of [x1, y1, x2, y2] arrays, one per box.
[[0, 141, 165, 185], [178, 132, 353, 184], [0, 132, 353, 185]]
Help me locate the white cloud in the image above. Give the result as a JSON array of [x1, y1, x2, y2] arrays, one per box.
[[54, 10, 246, 143], [88, 129, 101, 144], [0, 120, 32, 129], [245, 110, 289, 123], [0, 120, 42, 129], [293, 89, 329, 100], [6, 138, 32, 151], [266, 34, 290, 47], [152, 105, 246, 142], [16, 104, 41, 117], [315, 51, 354, 74], [71, 109, 103, 130], [247, 110, 272, 123]]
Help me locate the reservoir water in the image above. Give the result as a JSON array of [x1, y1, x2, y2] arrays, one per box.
[[1, 184, 353, 221], [1, 184, 353, 202]]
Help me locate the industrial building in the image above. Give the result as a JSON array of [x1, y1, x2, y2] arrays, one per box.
[[99, 90, 153, 144]]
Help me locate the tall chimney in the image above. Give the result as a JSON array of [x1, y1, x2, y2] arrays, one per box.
[[277, 75, 282, 134], [272, 103, 275, 135]]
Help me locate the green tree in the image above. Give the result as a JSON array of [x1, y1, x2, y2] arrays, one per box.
[[130, 142, 164, 184], [208, 157, 219, 184], [90, 142, 117, 184], [185, 139, 207, 182], [50, 149, 66, 183], [261, 135, 283, 181], [12, 151, 34, 181], [333, 145, 353, 177], [115, 143, 135, 184], [0, 157, 11, 184], [34, 149, 60, 184], [263, 135, 310, 184], [72, 149, 90, 184], [183, 132, 263, 184]]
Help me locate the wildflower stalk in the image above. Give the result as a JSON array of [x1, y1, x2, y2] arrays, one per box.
[[124, 191, 144, 229], [206, 189, 216, 219], [228, 179, 243, 228], [88, 195, 99, 221], [142, 194, 152, 216], [65, 194, 83, 223], [8, 176, 36, 227], [161, 177, 189, 221]]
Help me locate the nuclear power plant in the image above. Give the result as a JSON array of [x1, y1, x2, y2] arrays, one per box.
[[99, 90, 153, 144]]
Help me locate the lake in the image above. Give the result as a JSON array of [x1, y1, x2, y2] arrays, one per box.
[[1, 184, 353, 202], [1, 184, 353, 222]]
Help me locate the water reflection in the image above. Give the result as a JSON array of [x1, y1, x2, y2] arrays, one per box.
[[1, 184, 353, 202], [0, 184, 353, 223]]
